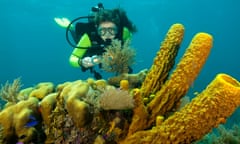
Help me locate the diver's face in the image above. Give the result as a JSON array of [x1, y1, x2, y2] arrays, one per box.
[[97, 21, 118, 41]]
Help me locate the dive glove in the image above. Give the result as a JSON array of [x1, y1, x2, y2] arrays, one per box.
[[54, 17, 73, 30], [81, 55, 101, 68]]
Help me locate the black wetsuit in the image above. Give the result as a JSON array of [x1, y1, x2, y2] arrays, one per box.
[[70, 22, 131, 79]]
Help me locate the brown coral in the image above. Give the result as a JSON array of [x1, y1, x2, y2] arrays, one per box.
[[0, 78, 22, 104], [101, 39, 136, 75]]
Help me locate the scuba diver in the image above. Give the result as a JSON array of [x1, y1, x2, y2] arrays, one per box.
[[55, 3, 137, 79]]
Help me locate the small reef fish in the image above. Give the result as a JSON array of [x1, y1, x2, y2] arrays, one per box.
[[24, 115, 38, 127]]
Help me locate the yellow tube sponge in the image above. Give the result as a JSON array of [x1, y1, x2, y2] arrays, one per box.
[[120, 79, 129, 90], [147, 32, 213, 125], [126, 89, 149, 136], [120, 73, 240, 144], [141, 23, 185, 98]]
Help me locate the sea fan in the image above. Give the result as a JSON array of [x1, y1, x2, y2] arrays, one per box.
[[101, 39, 136, 75]]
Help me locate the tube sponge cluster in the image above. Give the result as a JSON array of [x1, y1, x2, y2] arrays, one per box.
[[147, 32, 213, 125], [120, 73, 240, 144]]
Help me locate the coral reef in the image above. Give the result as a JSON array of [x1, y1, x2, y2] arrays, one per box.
[[0, 23, 240, 144], [0, 97, 44, 143], [107, 68, 148, 88], [101, 39, 136, 75], [120, 73, 240, 144], [39, 79, 134, 143]]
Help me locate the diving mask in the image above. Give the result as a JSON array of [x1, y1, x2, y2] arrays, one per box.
[[97, 26, 118, 36]]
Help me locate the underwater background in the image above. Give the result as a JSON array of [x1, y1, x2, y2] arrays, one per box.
[[0, 0, 240, 142]]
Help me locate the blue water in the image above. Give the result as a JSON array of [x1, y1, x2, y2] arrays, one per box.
[[1, 0, 239, 88], [0, 0, 240, 141]]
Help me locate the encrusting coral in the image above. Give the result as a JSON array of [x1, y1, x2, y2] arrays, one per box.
[[0, 23, 240, 144], [39, 93, 57, 126], [0, 97, 44, 143], [29, 82, 54, 100]]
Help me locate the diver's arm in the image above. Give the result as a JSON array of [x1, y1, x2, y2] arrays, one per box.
[[69, 33, 92, 67]]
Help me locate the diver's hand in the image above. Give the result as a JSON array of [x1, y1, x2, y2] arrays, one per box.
[[54, 17, 73, 29], [81, 57, 94, 68], [81, 55, 101, 68]]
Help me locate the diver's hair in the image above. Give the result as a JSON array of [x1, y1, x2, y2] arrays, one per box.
[[94, 8, 137, 33]]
